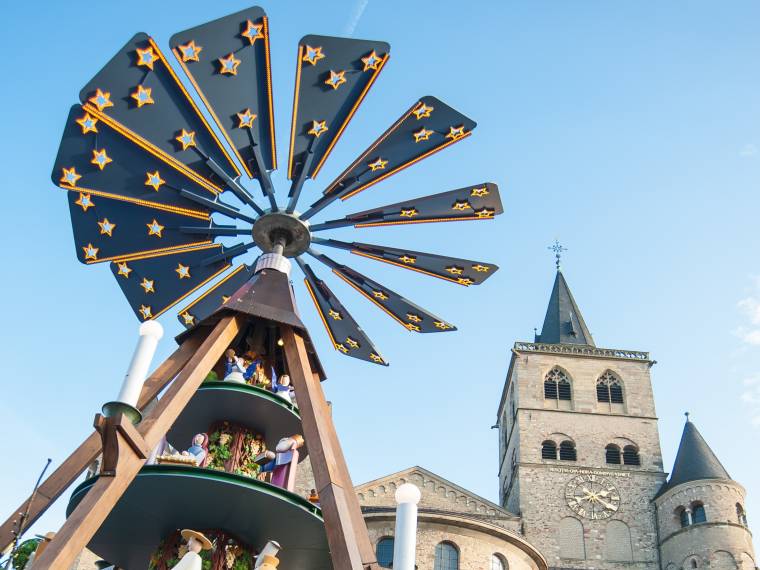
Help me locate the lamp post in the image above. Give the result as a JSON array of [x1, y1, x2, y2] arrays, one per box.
[[393, 483, 421, 570]]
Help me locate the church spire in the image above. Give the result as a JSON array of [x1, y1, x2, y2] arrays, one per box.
[[666, 415, 731, 489]]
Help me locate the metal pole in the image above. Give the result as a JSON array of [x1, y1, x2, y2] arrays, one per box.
[[392, 484, 421, 570]]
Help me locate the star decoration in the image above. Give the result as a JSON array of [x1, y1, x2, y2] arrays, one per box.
[[302, 45, 325, 65], [237, 109, 257, 129], [475, 208, 495, 219], [472, 264, 491, 273], [328, 309, 342, 320], [147, 219, 165, 237], [116, 262, 132, 278], [445, 266, 464, 275], [140, 278, 156, 293], [369, 353, 384, 364], [76, 113, 99, 134], [457, 277, 475, 286], [407, 313, 422, 323], [361, 50, 382, 71], [452, 200, 472, 211], [60, 167, 81, 186], [221, 295, 231, 304], [324, 70, 347, 90], [88, 89, 113, 111], [413, 127, 433, 143], [399, 255, 416, 264], [470, 186, 489, 197], [372, 290, 388, 301], [345, 337, 360, 349], [405, 323, 421, 332], [82, 243, 99, 260], [181, 311, 195, 325], [336, 343, 349, 354], [367, 157, 388, 171], [178, 40, 202, 62], [175, 263, 191, 279], [218, 53, 241, 75], [175, 129, 197, 150], [135, 46, 158, 70], [413, 103, 434, 119], [139, 305, 153, 320], [91, 148, 112, 170], [97, 218, 116, 236], [75, 192, 94, 212], [145, 171, 165, 191], [445, 125, 466, 140], [131, 85, 154, 107], [308, 120, 328, 137], [399, 208, 418, 218], [242, 20, 264, 44], [434, 321, 453, 330]]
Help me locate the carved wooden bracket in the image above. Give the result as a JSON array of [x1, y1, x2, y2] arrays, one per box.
[[93, 413, 150, 477]]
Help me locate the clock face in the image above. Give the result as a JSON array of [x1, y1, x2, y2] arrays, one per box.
[[564, 474, 621, 520]]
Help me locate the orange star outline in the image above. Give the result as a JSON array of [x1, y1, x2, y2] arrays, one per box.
[[91, 149, 112, 170], [413, 103, 434, 120], [445, 125, 466, 140], [147, 219, 165, 237], [175, 129, 197, 151], [136, 46, 158, 70], [60, 167, 81, 187], [178, 40, 202, 62], [139, 305, 153, 320], [131, 85, 154, 108], [242, 20, 264, 44], [324, 70, 347, 90], [88, 89, 113, 111], [361, 50, 382, 71], [145, 171, 165, 191], [82, 243, 99, 260], [218, 53, 241, 75], [140, 278, 156, 293], [413, 127, 433, 143], [76, 113, 98, 134], [367, 157, 388, 171], [97, 218, 116, 236], [75, 192, 94, 212], [175, 263, 191, 279], [237, 109, 257, 129], [399, 208, 418, 218], [302, 45, 325, 65], [470, 186, 489, 197], [116, 262, 132, 278], [181, 311, 195, 325], [308, 120, 328, 137]]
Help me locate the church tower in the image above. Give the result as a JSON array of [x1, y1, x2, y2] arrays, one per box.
[[655, 418, 756, 570], [496, 263, 667, 570]]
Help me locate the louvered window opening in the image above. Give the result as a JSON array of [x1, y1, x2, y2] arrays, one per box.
[[542, 441, 557, 459], [622, 445, 640, 466], [545, 368, 571, 401], [559, 441, 577, 461], [606, 445, 621, 465], [597, 372, 624, 404]]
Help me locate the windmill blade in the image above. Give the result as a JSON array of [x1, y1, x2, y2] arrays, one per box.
[[301, 96, 475, 220], [111, 242, 251, 321], [286, 35, 390, 211], [309, 182, 502, 231], [176, 263, 255, 329], [307, 249, 455, 333], [311, 237, 499, 286], [170, 6, 278, 204], [296, 257, 387, 365], [79, 33, 240, 194]]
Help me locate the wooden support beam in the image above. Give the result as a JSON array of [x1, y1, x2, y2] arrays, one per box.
[[281, 326, 378, 570], [33, 316, 240, 570], [0, 333, 202, 551]]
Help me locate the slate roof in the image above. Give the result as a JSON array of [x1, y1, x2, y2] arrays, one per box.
[[536, 270, 595, 346]]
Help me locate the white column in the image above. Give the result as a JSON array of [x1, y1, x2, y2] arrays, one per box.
[[392, 483, 421, 570], [116, 320, 164, 407]]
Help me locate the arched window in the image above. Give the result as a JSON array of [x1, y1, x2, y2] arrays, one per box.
[[690, 559, 698, 569], [597, 371, 624, 404], [544, 367, 572, 401], [376, 537, 394, 568], [559, 440, 577, 461], [605, 520, 633, 561], [434, 542, 459, 570], [623, 445, 641, 466], [558, 517, 586, 559], [736, 503, 748, 527], [691, 502, 706, 523], [605, 444, 621, 464], [676, 506, 690, 528], [491, 553, 508, 570], [542, 440, 558, 460]]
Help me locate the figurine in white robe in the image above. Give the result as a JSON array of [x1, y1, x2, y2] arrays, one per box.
[[170, 529, 212, 570], [223, 349, 247, 383]]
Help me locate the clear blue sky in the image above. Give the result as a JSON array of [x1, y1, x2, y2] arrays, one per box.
[[1, 0, 759, 554]]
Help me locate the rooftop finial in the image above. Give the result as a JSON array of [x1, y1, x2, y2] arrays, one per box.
[[685, 411, 690, 422], [548, 240, 567, 270]]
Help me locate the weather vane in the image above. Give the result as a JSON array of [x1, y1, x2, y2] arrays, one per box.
[[548, 240, 567, 269]]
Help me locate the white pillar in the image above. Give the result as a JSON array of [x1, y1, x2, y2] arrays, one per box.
[[116, 320, 164, 407], [393, 483, 421, 570]]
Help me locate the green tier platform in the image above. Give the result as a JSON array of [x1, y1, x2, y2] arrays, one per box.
[[67, 465, 331, 569], [166, 381, 307, 458]]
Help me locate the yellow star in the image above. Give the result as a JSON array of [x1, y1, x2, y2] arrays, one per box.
[[131, 85, 154, 107], [181, 311, 195, 325], [452, 200, 472, 211], [60, 167, 81, 187], [175, 129, 197, 150], [399, 255, 416, 264], [76, 113, 98, 134], [91, 148, 112, 170], [147, 219, 164, 237], [445, 125, 467, 141], [139, 305, 153, 320], [75, 192, 94, 212], [88, 89, 113, 111], [372, 290, 388, 301], [336, 343, 349, 353], [399, 208, 418, 218], [82, 243, 99, 260], [405, 323, 421, 332], [407, 313, 422, 323], [475, 208, 495, 219], [140, 277, 156, 293], [145, 170, 165, 191], [218, 53, 241, 75], [470, 186, 489, 197], [178, 40, 202, 62], [175, 263, 191, 279], [98, 218, 116, 236], [302, 45, 325, 65], [361, 50, 382, 71], [308, 120, 328, 137], [457, 277, 474, 286], [412, 103, 434, 119], [324, 70, 346, 90], [472, 264, 491, 273], [369, 353, 384, 364], [328, 309, 342, 320], [413, 127, 433, 143], [116, 262, 132, 278], [345, 337, 359, 349], [136, 46, 158, 70], [242, 20, 264, 44], [445, 266, 463, 275], [221, 295, 231, 304], [434, 321, 453, 330], [237, 109, 257, 129], [367, 157, 388, 171]]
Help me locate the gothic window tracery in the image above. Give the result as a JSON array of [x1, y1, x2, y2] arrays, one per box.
[[605, 444, 622, 465], [544, 367, 572, 401], [596, 371, 624, 404]]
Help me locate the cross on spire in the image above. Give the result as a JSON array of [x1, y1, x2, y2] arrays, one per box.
[[548, 240, 567, 270]]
